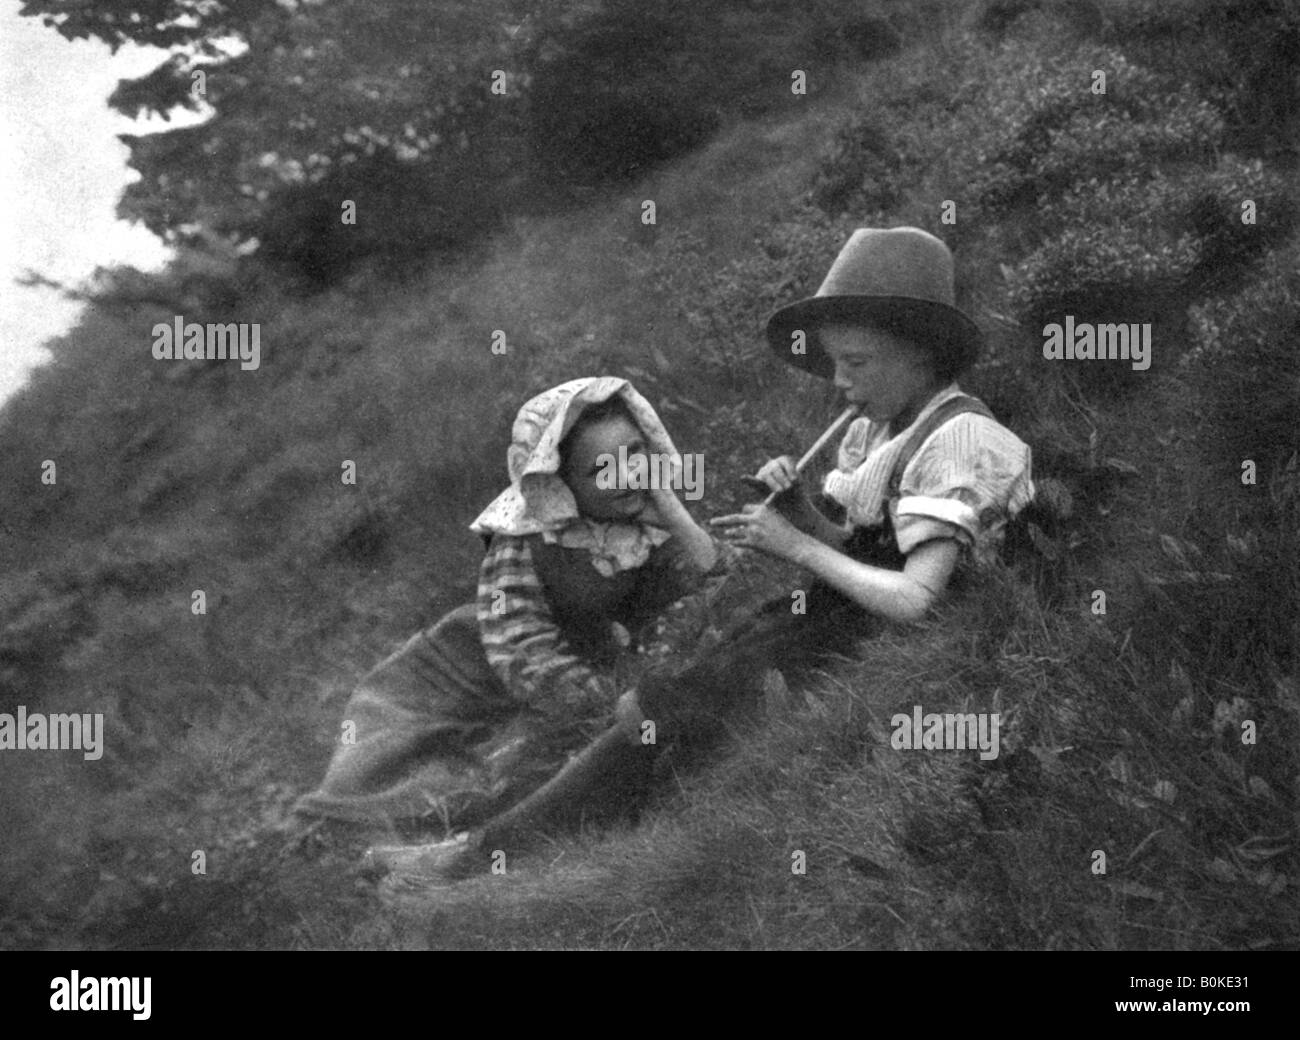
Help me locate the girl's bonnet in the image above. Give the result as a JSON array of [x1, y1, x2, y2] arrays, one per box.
[[469, 376, 683, 576]]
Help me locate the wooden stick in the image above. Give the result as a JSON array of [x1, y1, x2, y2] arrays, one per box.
[[362, 726, 636, 880], [760, 405, 860, 505]]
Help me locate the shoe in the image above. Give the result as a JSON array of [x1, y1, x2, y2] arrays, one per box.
[[360, 832, 480, 882]]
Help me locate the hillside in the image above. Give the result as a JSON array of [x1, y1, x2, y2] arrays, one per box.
[[1, 0, 1297, 950]]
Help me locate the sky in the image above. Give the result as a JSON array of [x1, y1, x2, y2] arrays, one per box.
[[0, 0, 206, 405]]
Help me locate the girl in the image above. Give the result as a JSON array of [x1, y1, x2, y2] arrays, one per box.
[[627, 227, 1034, 733], [294, 376, 723, 835]]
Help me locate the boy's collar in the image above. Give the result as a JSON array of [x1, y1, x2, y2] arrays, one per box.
[[884, 382, 963, 440]]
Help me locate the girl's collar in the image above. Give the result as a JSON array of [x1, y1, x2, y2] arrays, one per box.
[[541, 517, 672, 577]]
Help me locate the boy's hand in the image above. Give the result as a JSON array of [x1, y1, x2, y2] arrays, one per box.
[[754, 454, 801, 495], [711, 503, 808, 561], [748, 455, 817, 529]]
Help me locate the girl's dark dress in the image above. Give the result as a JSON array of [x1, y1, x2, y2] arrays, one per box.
[[295, 533, 705, 831]]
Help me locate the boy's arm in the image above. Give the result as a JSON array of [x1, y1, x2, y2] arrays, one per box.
[[710, 507, 959, 625], [791, 534, 960, 624]]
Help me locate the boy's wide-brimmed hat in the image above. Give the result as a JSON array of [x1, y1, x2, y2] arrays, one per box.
[[765, 226, 982, 379]]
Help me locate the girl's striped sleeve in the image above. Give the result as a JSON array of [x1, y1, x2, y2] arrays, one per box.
[[475, 534, 616, 722]]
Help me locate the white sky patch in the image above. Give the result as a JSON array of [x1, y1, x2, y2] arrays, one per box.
[[0, 0, 211, 406]]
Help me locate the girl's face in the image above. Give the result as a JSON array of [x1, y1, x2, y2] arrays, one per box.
[[821, 323, 944, 431], [561, 414, 650, 522]]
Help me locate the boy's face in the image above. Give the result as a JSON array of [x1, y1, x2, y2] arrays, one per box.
[[820, 323, 941, 428], [562, 414, 650, 522]]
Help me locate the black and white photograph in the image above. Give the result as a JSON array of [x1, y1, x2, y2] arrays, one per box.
[[0, 0, 1296, 982]]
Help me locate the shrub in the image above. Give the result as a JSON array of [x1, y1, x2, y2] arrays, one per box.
[[525, 0, 911, 196], [525, 2, 725, 190], [970, 52, 1221, 217], [255, 143, 516, 285], [810, 121, 908, 216], [975, 0, 1044, 35], [1096, 0, 1300, 151], [1184, 237, 1300, 477], [1001, 155, 1293, 338], [1007, 226, 1197, 332], [1181, 159, 1298, 292], [970, 40, 1294, 380]]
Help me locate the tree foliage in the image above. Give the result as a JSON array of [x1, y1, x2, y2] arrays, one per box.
[[22, 0, 549, 276], [19, 0, 905, 282]]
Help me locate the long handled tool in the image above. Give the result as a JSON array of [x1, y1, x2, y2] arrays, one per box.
[[362, 727, 633, 880], [739, 405, 860, 504], [362, 405, 863, 882]]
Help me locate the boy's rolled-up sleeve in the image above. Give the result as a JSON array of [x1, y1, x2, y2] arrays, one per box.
[[891, 414, 1035, 562], [476, 534, 616, 723]]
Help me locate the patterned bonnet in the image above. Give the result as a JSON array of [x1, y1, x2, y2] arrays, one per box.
[[469, 377, 682, 575]]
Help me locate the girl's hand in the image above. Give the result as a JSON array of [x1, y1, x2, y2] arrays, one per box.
[[639, 483, 719, 574], [709, 503, 808, 561], [637, 483, 685, 529]]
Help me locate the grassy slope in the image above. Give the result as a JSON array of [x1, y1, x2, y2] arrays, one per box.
[[1, 2, 1296, 949]]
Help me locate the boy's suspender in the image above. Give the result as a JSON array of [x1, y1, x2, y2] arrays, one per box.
[[886, 394, 995, 498], [829, 395, 999, 572]]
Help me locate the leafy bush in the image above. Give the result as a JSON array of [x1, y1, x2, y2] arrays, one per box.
[[1181, 160, 1298, 291], [1096, 0, 1300, 151], [1184, 237, 1300, 476], [256, 142, 518, 285], [1006, 227, 1197, 332], [1001, 152, 1294, 348], [962, 40, 1295, 384], [526, 0, 907, 195], [525, 3, 724, 189], [975, 0, 1044, 35], [970, 52, 1221, 217], [810, 121, 909, 216]]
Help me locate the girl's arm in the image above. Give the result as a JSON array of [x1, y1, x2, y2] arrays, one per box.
[[621, 486, 733, 630], [478, 535, 617, 722], [710, 504, 959, 625], [642, 484, 717, 572]]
